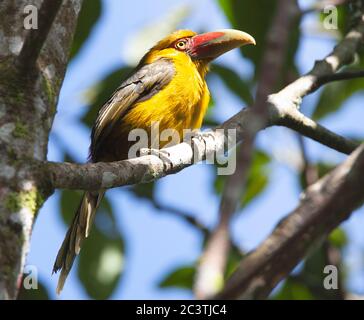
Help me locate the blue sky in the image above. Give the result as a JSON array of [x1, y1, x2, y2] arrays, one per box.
[[27, 0, 364, 299]]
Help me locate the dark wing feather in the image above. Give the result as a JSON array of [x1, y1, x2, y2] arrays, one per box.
[[90, 59, 175, 160]]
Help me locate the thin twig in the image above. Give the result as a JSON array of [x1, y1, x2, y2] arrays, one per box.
[[152, 200, 209, 237], [151, 199, 244, 255], [278, 108, 358, 154], [309, 69, 364, 93], [297, 134, 319, 188]]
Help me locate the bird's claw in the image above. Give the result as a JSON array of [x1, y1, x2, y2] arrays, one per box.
[[183, 130, 216, 146], [140, 148, 173, 170]]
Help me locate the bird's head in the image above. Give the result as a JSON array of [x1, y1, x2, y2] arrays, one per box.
[[141, 29, 256, 74]]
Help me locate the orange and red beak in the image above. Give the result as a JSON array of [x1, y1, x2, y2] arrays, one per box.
[[188, 29, 256, 60]]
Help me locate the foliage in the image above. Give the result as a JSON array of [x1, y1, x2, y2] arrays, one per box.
[[214, 149, 271, 209], [218, 0, 300, 80], [17, 279, 50, 300], [158, 246, 243, 291], [159, 265, 195, 290], [210, 63, 253, 105], [69, 0, 103, 60], [313, 5, 364, 120]]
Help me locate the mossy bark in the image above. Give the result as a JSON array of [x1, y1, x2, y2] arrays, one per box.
[[0, 0, 82, 299]]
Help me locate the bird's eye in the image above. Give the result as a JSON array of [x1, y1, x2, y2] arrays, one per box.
[[175, 40, 187, 50]]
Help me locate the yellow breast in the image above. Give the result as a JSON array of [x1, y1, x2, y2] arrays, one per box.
[[122, 50, 210, 146]]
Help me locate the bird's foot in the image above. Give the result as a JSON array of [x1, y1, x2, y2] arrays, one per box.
[[183, 130, 216, 148], [140, 148, 173, 170], [183, 130, 217, 164]]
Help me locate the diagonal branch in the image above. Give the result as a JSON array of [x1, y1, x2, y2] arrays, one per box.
[[214, 143, 364, 300], [152, 200, 210, 236], [309, 69, 364, 91], [277, 107, 358, 154], [151, 199, 244, 255]]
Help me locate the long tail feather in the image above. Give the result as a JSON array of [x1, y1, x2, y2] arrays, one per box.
[[52, 191, 104, 294]]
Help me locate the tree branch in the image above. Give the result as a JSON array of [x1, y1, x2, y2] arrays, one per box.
[[297, 134, 319, 187], [43, 3, 364, 192], [151, 199, 244, 255], [214, 143, 364, 299], [152, 200, 210, 237], [277, 107, 358, 154], [44, 96, 359, 191], [17, 0, 63, 73], [309, 69, 364, 91]]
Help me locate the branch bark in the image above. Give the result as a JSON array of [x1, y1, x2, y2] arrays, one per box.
[[310, 69, 364, 89], [214, 143, 364, 299]]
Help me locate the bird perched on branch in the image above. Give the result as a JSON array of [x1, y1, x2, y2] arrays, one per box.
[[53, 29, 255, 294]]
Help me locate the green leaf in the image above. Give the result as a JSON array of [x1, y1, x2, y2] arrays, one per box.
[[319, 3, 349, 36], [130, 182, 155, 200], [217, 0, 276, 72], [82, 67, 134, 128], [217, 0, 236, 25], [210, 63, 253, 105], [312, 78, 364, 120], [202, 93, 219, 127], [303, 246, 328, 283], [69, 0, 102, 60], [159, 248, 243, 291], [202, 116, 220, 128], [214, 149, 271, 209], [287, 241, 347, 300], [328, 228, 348, 248], [225, 247, 244, 279], [217, 0, 276, 66], [317, 162, 336, 178], [242, 150, 270, 207], [78, 227, 124, 299], [159, 265, 195, 290], [60, 190, 113, 226], [314, 6, 364, 121], [60, 189, 82, 225], [274, 278, 314, 300], [299, 162, 336, 190], [217, 0, 300, 80], [17, 279, 50, 300]]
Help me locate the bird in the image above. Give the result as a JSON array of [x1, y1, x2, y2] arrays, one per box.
[[52, 29, 255, 294]]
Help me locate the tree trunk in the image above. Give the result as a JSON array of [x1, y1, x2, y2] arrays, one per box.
[[0, 0, 82, 300]]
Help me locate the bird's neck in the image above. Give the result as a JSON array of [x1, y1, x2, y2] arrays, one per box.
[[194, 60, 210, 79]]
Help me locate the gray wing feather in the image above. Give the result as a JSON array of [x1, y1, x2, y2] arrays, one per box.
[[90, 59, 175, 158]]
